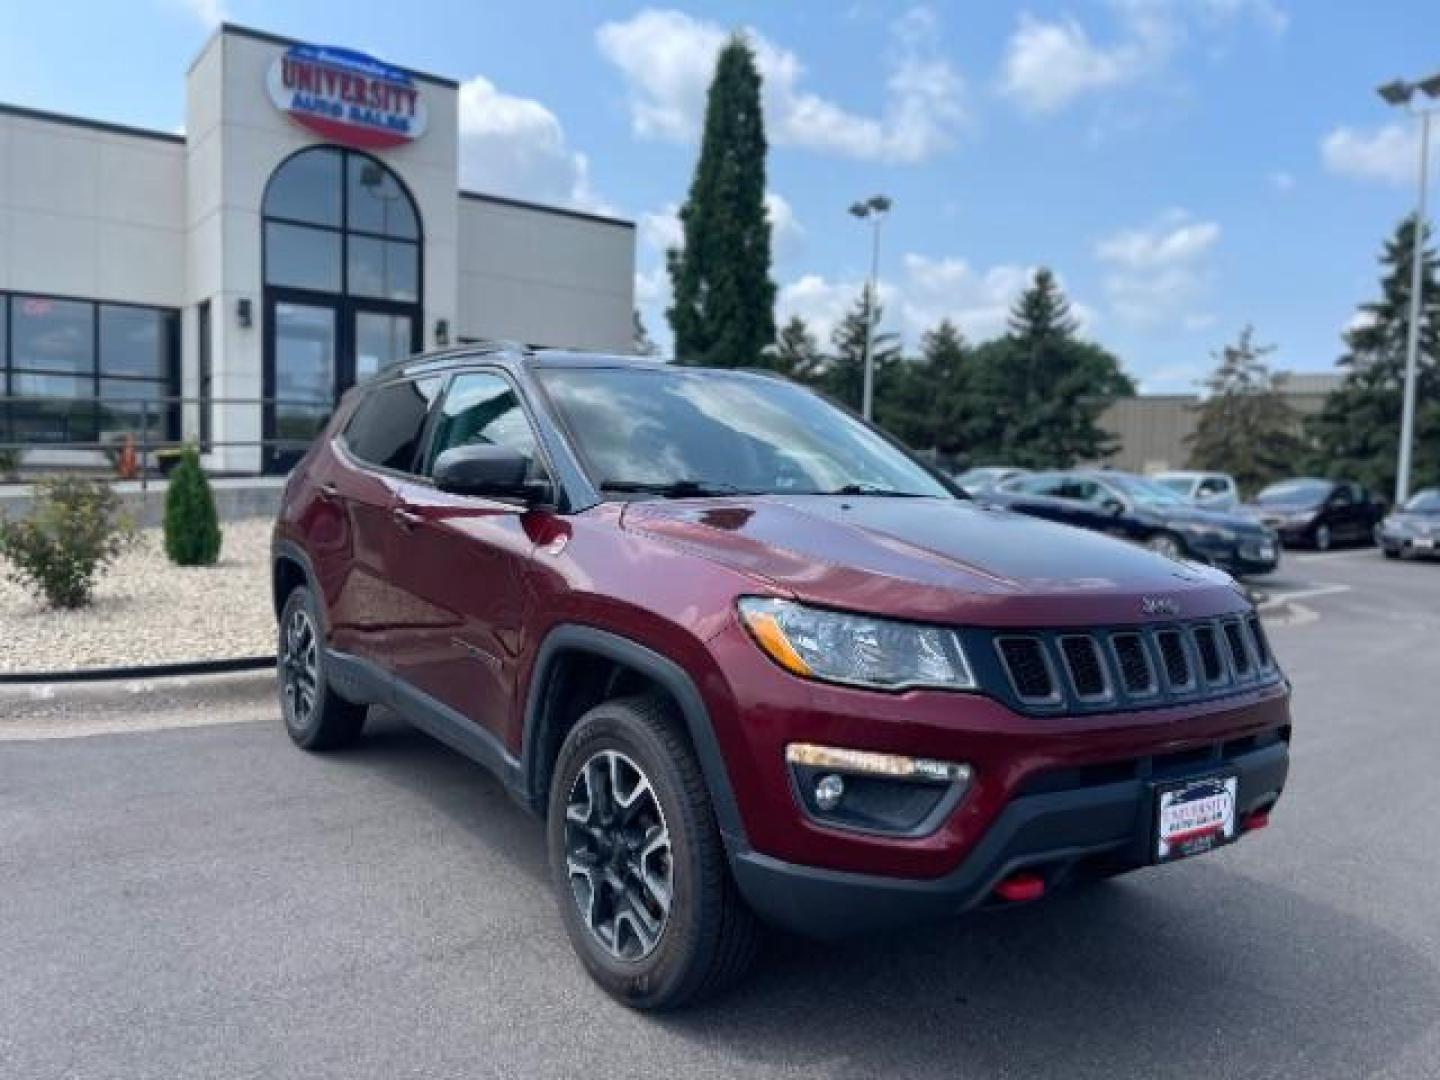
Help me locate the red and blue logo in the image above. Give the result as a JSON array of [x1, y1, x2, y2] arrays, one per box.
[[268, 44, 428, 150]]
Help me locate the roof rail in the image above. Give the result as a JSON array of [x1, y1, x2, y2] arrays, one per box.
[[374, 339, 530, 376]]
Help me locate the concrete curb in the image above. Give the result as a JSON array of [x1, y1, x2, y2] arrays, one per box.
[[0, 655, 274, 686], [0, 666, 276, 712]]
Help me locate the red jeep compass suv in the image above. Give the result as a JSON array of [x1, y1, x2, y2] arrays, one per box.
[[272, 345, 1291, 1009]]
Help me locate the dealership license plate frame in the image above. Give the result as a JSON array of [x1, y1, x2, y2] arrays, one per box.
[[1153, 773, 1239, 864], [1414, 536, 1435, 551]]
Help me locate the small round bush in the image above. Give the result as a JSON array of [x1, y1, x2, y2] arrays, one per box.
[[163, 446, 223, 567], [0, 476, 132, 609]]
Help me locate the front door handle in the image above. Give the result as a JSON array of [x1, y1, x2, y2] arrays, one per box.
[[392, 506, 424, 530], [318, 481, 341, 501]]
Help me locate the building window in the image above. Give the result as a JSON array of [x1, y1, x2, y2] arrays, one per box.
[[198, 300, 212, 450], [2, 293, 180, 446], [262, 147, 420, 301]]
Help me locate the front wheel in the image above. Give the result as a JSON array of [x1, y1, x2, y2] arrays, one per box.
[[1314, 524, 1332, 552], [546, 695, 758, 1010]]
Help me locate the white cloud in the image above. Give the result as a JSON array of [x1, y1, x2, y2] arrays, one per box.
[[776, 257, 1094, 348], [596, 6, 965, 164], [456, 75, 609, 212], [1269, 170, 1296, 192], [167, 0, 224, 25], [1095, 210, 1221, 329], [1321, 122, 1437, 186], [998, 0, 1286, 115]]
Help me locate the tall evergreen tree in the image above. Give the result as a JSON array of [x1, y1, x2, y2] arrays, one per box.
[[823, 286, 901, 412], [771, 315, 824, 380], [918, 320, 971, 456], [666, 34, 776, 366], [962, 269, 1134, 467], [1308, 215, 1440, 496], [1186, 326, 1302, 494]]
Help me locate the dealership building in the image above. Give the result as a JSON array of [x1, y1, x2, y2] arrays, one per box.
[[0, 24, 636, 473]]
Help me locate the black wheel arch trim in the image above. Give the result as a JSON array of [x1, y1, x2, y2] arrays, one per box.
[[521, 624, 749, 852]]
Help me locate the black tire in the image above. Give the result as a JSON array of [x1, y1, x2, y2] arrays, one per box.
[[277, 585, 367, 751], [546, 694, 759, 1010], [1383, 547, 1401, 560]]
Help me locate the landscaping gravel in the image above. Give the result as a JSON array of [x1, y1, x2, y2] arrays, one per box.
[[0, 517, 274, 674]]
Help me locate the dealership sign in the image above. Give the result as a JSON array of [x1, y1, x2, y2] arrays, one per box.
[[267, 43, 427, 150]]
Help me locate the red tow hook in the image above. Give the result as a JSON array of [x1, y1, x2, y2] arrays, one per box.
[[993, 871, 1046, 903], [1245, 809, 1272, 833]]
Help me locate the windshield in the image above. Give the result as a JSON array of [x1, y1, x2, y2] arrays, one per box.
[[537, 367, 954, 499], [1403, 488, 1440, 512], [1256, 479, 1331, 505], [1106, 474, 1188, 508], [1155, 477, 1194, 496]]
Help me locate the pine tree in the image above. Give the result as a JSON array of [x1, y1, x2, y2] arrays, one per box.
[[1308, 215, 1440, 496], [666, 34, 776, 366], [1186, 326, 1302, 494], [771, 315, 823, 380], [823, 286, 901, 412], [918, 320, 970, 456], [962, 269, 1134, 467], [163, 445, 222, 567]]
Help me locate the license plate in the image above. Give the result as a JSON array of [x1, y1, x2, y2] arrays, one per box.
[[1258, 542, 1276, 560], [1415, 537, 1435, 550], [1155, 775, 1238, 863]]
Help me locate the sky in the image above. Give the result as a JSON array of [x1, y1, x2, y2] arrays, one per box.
[[0, 0, 1436, 390]]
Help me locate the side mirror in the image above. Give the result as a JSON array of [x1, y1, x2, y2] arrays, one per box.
[[434, 444, 547, 504], [1102, 497, 1125, 516]]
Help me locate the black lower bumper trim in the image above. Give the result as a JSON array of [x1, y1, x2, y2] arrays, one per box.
[[732, 740, 1289, 939]]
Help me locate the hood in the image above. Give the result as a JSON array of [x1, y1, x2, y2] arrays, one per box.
[[1145, 504, 1266, 531], [1245, 500, 1318, 515], [622, 496, 1248, 628]]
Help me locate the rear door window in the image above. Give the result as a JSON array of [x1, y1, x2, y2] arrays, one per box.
[[343, 377, 442, 473]]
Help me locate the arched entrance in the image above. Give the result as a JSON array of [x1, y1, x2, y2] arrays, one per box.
[[261, 146, 422, 472]]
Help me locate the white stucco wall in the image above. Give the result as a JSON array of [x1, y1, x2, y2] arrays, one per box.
[[0, 109, 186, 306], [457, 195, 634, 352]]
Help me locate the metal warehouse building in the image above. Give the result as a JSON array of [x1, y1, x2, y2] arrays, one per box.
[[0, 24, 635, 474]]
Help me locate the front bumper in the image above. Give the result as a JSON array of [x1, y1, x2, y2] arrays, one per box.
[[1188, 534, 1280, 576], [732, 736, 1289, 938]]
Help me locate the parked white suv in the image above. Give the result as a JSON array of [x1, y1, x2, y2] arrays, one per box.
[[1154, 471, 1240, 511]]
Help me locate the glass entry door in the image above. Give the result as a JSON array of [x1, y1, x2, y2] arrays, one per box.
[[265, 298, 337, 474], [353, 310, 415, 383]]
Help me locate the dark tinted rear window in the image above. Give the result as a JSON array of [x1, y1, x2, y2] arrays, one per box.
[[343, 378, 441, 472]]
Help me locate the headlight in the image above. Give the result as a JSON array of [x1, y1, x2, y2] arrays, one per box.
[[738, 598, 975, 691], [1178, 521, 1237, 542]]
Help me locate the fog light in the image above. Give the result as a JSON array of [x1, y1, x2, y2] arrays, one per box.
[[814, 773, 845, 811]]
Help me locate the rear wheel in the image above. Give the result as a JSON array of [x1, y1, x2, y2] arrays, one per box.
[[546, 695, 758, 1010], [278, 586, 367, 751], [1383, 546, 1401, 560]]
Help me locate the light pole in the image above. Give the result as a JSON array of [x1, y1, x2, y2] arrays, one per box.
[[849, 195, 891, 421], [1377, 72, 1440, 506]]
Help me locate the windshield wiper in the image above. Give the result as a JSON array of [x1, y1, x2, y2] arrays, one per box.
[[823, 483, 931, 497], [599, 479, 755, 498]]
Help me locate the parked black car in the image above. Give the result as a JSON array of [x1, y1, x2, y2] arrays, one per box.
[[1244, 478, 1383, 551], [988, 469, 1280, 576], [1376, 487, 1440, 559]]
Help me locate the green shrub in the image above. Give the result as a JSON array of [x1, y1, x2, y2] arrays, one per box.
[[0, 476, 133, 609], [163, 446, 222, 566], [0, 447, 21, 481]]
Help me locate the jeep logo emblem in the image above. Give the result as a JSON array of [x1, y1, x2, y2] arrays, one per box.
[[1141, 596, 1180, 617]]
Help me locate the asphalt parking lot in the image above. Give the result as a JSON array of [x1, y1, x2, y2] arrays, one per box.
[[3, 547, 1438, 1079]]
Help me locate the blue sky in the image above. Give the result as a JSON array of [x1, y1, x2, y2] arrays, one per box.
[[0, 0, 1435, 389]]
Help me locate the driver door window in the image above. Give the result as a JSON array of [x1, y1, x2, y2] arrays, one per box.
[[425, 372, 540, 479]]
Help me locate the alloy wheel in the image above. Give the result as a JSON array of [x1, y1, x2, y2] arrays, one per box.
[[564, 749, 674, 962], [1147, 533, 1183, 559], [281, 606, 319, 729], [1315, 525, 1332, 551]]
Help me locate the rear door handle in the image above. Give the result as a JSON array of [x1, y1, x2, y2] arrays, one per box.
[[392, 506, 424, 530]]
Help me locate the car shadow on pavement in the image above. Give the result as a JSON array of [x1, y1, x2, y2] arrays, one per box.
[[324, 714, 1438, 1080]]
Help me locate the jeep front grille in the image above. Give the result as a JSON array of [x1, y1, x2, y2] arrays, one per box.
[[987, 615, 1278, 714]]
